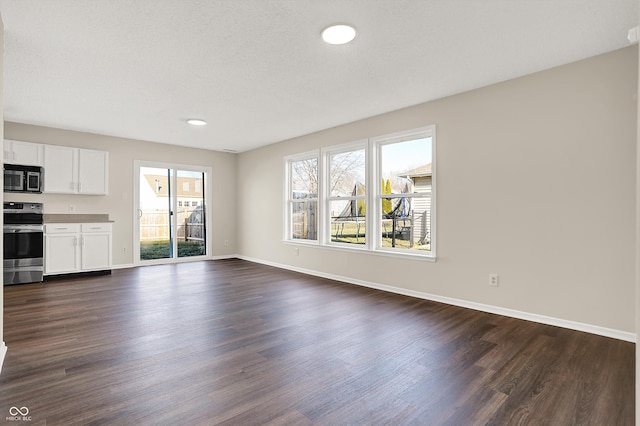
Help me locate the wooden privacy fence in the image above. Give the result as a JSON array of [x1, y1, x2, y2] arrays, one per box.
[[140, 210, 204, 242]]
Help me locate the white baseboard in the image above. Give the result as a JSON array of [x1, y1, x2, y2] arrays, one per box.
[[111, 263, 135, 270], [111, 255, 236, 270], [0, 342, 7, 373], [237, 255, 636, 343], [210, 254, 238, 260]]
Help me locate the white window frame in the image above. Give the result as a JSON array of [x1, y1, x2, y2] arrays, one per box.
[[283, 125, 436, 260], [284, 151, 320, 244], [370, 126, 436, 259], [324, 139, 369, 250], [133, 160, 213, 265]]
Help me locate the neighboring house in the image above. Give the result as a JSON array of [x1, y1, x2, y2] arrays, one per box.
[[141, 174, 204, 210], [398, 163, 432, 246]]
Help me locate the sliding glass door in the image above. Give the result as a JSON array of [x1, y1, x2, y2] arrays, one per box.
[[135, 162, 210, 263]]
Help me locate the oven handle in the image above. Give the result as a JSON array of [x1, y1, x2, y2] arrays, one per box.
[[3, 225, 44, 233]]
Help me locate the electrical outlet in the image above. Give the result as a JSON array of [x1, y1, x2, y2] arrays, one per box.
[[224, 239, 229, 247], [68, 204, 76, 213], [489, 273, 499, 287]]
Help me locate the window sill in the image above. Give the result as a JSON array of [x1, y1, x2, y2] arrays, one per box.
[[282, 240, 436, 262]]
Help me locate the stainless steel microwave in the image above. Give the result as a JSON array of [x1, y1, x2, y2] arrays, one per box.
[[3, 164, 43, 193]]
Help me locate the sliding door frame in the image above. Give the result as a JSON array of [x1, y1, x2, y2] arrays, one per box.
[[133, 160, 213, 265]]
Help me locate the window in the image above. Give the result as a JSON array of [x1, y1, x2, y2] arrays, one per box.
[[285, 153, 318, 241], [285, 125, 435, 258], [328, 145, 366, 246], [374, 130, 433, 255]]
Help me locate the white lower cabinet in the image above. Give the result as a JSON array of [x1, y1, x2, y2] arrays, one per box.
[[45, 223, 112, 275], [45, 228, 80, 274]]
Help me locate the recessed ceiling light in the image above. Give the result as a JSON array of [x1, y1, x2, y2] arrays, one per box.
[[187, 119, 207, 126], [322, 24, 357, 45]]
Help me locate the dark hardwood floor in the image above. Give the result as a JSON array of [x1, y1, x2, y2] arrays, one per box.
[[0, 259, 634, 425]]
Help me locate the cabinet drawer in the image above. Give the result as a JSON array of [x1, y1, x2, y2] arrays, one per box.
[[81, 223, 111, 233], [45, 224, 81, 233]]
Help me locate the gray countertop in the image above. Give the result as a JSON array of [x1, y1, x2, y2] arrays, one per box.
[[43, 214, 113, 223]]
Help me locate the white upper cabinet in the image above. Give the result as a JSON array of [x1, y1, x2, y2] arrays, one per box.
[[43, 145, 77, 193], [43, 145, 108, 195], [78, 148, 109, 195], [4, 140, 44, 166]]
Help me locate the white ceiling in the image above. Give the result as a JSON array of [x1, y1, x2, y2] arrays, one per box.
[[0, 0, 637, 153]]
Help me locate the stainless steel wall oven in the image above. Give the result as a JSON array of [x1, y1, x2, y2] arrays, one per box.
[[3, 202, 44, 285]]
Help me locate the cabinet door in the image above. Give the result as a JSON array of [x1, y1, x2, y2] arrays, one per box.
[[5, 140, 44, 166], [2, 140, 10, 162], [81, 233, 112, 271], [78, 149, 108, 195], [43, 145, 77, 193], [45, 234, 80, 274]]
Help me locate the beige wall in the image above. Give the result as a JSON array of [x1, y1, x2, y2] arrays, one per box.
[[3, 123, 238, 265], [238, 46, 638, 333]]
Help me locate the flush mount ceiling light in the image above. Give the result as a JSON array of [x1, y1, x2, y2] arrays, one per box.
[[321, 24, 357, 45], [187, 118, 207, 126]]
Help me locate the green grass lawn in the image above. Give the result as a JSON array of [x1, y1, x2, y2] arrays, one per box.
[[332, 235, 430, 250], [331, 221, 430, 250], [140, 240, 205, 260]]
